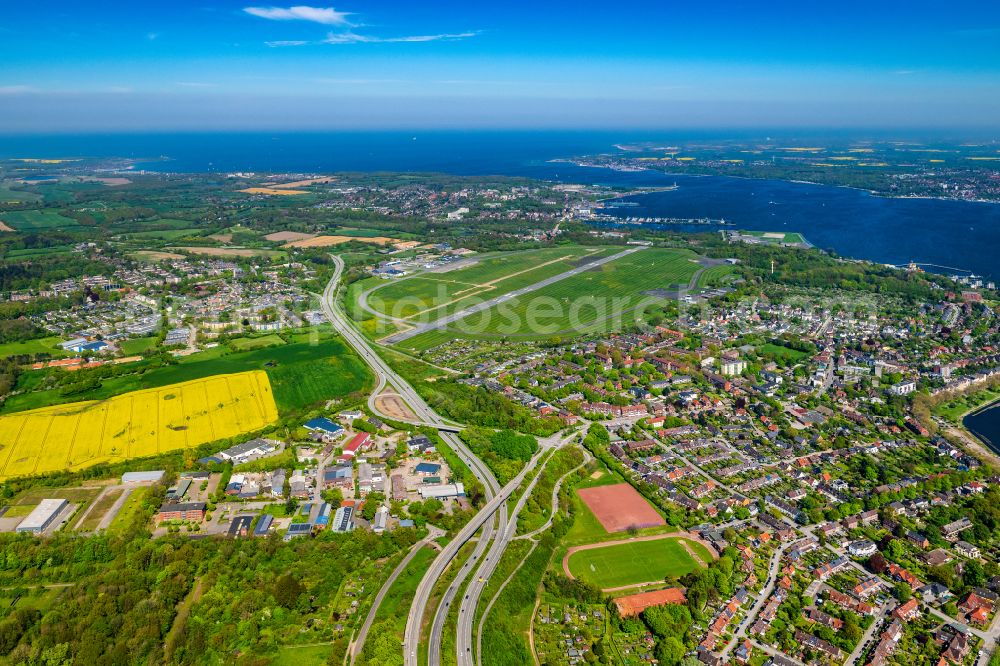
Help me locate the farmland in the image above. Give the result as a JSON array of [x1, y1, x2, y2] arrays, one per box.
[[0, 209, 78, 230], [564, 535, 712, 590], [1, 329, 372, 416], [396, 247, 703, 349], [0, 370, 278, 481]]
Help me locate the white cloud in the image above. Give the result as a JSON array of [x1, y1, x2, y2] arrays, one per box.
[[244, 5, 351, 26], [322, 30, 478, 44], [265, 39, 310, 47]]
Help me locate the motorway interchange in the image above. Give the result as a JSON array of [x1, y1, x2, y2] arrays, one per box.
[[323, 255, 575, 666]]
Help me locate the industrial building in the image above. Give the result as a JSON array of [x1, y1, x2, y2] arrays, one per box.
[[122, 470, 165, 484], [16, 498, 69, 534], [418, 483, 465, 500]]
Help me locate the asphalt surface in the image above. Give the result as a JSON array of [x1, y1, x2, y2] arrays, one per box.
[[382, 246, 646, 344], [321, 257, 503, 666]]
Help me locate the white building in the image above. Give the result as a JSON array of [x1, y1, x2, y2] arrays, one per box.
[[418, 483, 466, 500], [721, 359, 748, 376], [889, 380, 917, 396], [16, 499, 69, 534], [848, 540, 879, 558]]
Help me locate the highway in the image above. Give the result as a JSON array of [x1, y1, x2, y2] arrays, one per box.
[[457, 432, 577, 665], [321, 256, 505, 666], [350, 525, 444, 664]]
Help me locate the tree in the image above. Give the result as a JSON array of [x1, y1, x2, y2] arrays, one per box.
[[273, 573, 304, 609], [655, 637, 685, 666]]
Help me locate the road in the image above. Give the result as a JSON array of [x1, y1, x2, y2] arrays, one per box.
[[321, 257, 505, 666], [719, 535, 801, 659], [458, 433, 577, 665], [350, 525, 445, 664], [96, 487, 132, 531], [382, 246, 646, 344]]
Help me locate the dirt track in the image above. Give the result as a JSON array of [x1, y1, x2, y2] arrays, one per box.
[[374, 392, 417, 421]]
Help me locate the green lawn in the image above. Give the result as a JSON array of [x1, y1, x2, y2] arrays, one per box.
[[3, 504, 38, 517], [2, 328, 372, 416], [744, 230, 807, 244], [106, 487, 149, 534], [8, 486, 103, 506], [118, 336, 159, 356], [0, 209, 78, 230], [397, 247, 702, 349], [271, 645, 333, 666], [937, 388, 1000, 423], [757, 343, 808, 364], [272, 644, 332, 666], [365, 246, 616, 320], [696, 264, 736, 288], [567, 537, 709, 589]]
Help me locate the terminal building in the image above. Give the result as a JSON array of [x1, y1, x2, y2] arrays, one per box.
[[16, 499, 69, 534]]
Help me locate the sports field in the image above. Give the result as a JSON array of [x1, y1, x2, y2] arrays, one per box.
[[565, 535, 712, 590], [396, 248, 702, 349], [577, 482, 665, 533], [365, 246, 614, 320], [0, 371, 278, 480]]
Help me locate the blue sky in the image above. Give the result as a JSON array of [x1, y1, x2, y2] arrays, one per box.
[[1, 1, 999, 131]]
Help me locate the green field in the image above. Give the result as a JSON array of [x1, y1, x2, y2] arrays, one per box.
[[397, 248, 702, 349], [0, 184, 43, 203], [935, 388, 1000, 423], [106, 487, 149, 534], [744, 230, 807, 245], [118, 336, 159, 356], [0, 336, 67, 359], [116, 228, 200, 240], [696, 264, 737, 287], [77, 488, 124, 531], [1, 328, 371, 416], [272, 645, 332, 666], [6, 245, 76, 258], [757, 343, 809, 363], [229, 334, 286, 351], [0, 209, 78, 230], [365, 246, 615, 320], [356, 545, 437, 665], [566, 536, 710, 589]]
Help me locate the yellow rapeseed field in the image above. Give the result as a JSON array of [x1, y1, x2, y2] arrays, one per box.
[[0, 371, 278, 480]]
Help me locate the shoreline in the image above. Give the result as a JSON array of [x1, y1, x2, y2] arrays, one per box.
[[561, 158, 1000, 206], [944, 396, 1000, 470]]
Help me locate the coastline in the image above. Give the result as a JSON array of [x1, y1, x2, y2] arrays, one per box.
[[561, 158, 1000, 206], [945, 397, 1000, 470]]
